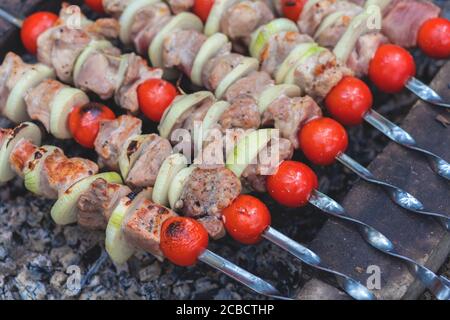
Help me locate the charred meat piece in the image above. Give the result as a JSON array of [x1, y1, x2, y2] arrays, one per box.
[[24, 80, 64, 132], [126, 134, 173, 188], [225, 71, 274, 103], [202, 53, 245, 92], [260, 31, 314, 77], [0, 53, 35, 114], [220, 0, 274, 45], [77, 178, 131, 230], [382, 0, 440, 48], [115, 53, 163, 113], [95, 115, 142, 170], [241, 137, 294, 192], [163, 30, 207, 76], [131, 3, 172, 54], [123, 199, 177, 259], [219, 96, 261, 130], [177, 167, 241, 218], [262, 95, 322, 148], [9, 139, 38, 177], [74, 46, 121, 100]]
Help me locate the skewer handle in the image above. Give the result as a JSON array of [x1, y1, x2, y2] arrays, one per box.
[[0, 7, 23, 28]]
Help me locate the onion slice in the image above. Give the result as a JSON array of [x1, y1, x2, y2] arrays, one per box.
[[73, 40, 112, 83], [51, 172, 122, 225], [275, 42, 318, 84], [4, 64, 55, 123], [168, 166, 196, 209], [284, 46, 324, 85], [105, 188, 153, 265], [226, 129, 274, 178], [191, 33, 229, 87], [149, 12, 203, 68], [152, 153, 188, 206], [0, 122, 42, 184], [314, 11, 346, 40], [118, 134, 153, 179], [258, 84, 301, 114], [119, 0, 159, 45], [215, 57, 259, 99], [158, 91, 214, 139], [50, 87, 89, 139], [249, 19, 298, 59], [204, 0, 241, 36]]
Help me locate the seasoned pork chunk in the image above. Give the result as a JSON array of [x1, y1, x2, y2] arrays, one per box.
[[163, 30, 207, 76], [126, 134, 173, 188], [77, 178, 131, 230], [198, 216, 226, 240], [347, 33, 388, 77], [9, 139, 38, 177], [262, 95, 322, 148], [224, 71, 274, 103], [202, 53, 245, 91], [168, 0, 194, 13], [177, 167, 241, 218], [220, 1, 274, 45], [0, 53, 35, 114], [123, 199, 177, 259], [242, 138, 294, 192], [115, 53, 163, 113], [219, 96, 261, 130], [24, 80, 64, 132], [130, 3, 172, 54], [260, 32, 314, 77], [103, 0, 131, 17], [95, 115, 142, 170]]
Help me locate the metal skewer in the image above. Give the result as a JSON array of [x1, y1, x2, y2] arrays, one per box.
[[363, 109, 450, 181], [199, 249, 292, 300], [309, 190, 450, 300], [262, 227, 376, 300], [336, 153, 450, 230], [0, 7, 22, 28], [406, 77, 450, 109]]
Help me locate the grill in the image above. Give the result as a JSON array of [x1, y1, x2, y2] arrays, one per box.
[[0, 0, 448, 300]]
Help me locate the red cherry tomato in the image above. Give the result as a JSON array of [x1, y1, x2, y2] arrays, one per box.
[[68, 103, 116, 149], [160, 216, 209, 267], [281, 0, 306, 22], [299, 117, 348, 166], [369, 44, 416, 93], [267, 161, 318, 208], [222, 195, 271, 245], [137, 79, 178, 122], [21, 12, 58, 54], [193, 0, 215, 23], [84, 0, 105, 13], [325, 76, 373, 126], [418, 18, 450, 59]]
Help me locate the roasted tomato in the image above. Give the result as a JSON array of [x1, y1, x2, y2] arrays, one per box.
[[267, 161, 318, 208], [325, 76, 373, 126], [281, 0, 306, 22], [369, 44, 416, 93], [299, 117, 348, 166], [84, 0, 105, 13], [68, 103, 116, 149], [418, 18, 450, 59], [222, 195, 271, 245], [137, 79, 178, 122], [193, 0, 215, 23], [21, 12, 58, 54], [160, 216, 209, 267]]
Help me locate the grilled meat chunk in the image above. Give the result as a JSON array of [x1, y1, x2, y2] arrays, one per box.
[[168, 0, 194, 13], [123, 199, 177, 259], [95, 115, 142, 170], [163, 30, 207, 76], [9, 139, 38, 177], [77, 178, 131, 230], [219, 96, 261, 130], [125, 134, 173, 188], [103, 0, 132, 17], [198, 216, 226, 240], [202, 53, 245, 91], [224, 71, 274, 103], [24, 80, 64, 132], [177, 167, 241, 218], [262, 95, 322, 148], [347, 33, 388, 77]]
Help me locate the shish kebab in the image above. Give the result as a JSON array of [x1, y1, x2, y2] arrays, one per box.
[[63, 1, 450, 179], [0, 5, 449, 222], [0, 51, 447, 298], [0, 122, 294, 300]]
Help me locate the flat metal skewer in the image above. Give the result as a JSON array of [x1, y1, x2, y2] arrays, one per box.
[[363, 109, 450, 181], [0, 7, 23, 28], [309, 190, 450, 300], [336, 153, 450, 230], [406, 77, 450, 109], [199, 249, 292, 300], [262, 227, 376, 300]]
